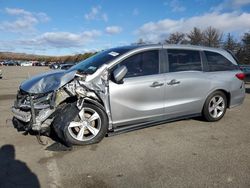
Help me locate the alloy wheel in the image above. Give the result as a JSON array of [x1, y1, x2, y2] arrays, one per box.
[[68, 107, 102, 141], [208, 95, 225, 119]]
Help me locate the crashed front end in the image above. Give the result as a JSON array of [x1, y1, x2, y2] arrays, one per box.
[[12, 65, 111, 138], [12, 89, 56, 133]]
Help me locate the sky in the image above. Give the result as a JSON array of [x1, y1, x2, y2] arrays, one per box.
[[0, 0, 250, 56]]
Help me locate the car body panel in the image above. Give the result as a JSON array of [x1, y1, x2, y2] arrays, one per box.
[[109, 74, 166, 126], [162, 71, 211, 117], [201, 71, 245, 108], [20, 69, 77, 94]]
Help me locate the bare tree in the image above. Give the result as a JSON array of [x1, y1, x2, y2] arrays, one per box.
[[187, 27, 204, 45], [165, 32, 186, 44], [203, 26, 223, 47]]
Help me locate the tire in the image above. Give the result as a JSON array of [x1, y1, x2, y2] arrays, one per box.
[[202, 91, 227, 122], [52, 102, 108, 146]]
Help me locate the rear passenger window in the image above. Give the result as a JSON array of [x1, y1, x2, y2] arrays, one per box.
[[168, 49, 202, 72], [204, 51, 238, 71], [119, 50, 159, 78]]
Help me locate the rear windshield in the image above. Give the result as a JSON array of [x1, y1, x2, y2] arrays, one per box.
[[70, 48, 132, 74]]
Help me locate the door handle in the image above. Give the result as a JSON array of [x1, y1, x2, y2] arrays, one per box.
[[167, 79, 180, 85], [150, 82, 164, 88]]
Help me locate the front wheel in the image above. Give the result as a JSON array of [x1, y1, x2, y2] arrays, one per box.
[[52, 102, 108, 146], [202, 91, 227, 122]]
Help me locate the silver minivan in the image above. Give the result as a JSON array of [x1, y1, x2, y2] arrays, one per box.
[[12, 45, 245, 146]]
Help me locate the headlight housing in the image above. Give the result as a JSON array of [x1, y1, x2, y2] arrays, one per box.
[[14, 89, 53, 110]]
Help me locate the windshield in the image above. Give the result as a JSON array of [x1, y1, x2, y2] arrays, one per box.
[[70, 47, 133, 74]]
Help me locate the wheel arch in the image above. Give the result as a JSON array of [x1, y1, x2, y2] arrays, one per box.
[[204, 89, 231, 109], [57, 96, 105, 111], [83, 97, 106, 112]]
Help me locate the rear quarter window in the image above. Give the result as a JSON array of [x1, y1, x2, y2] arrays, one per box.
[[168, 49, 202, 72], [204, 51, 238, 71]]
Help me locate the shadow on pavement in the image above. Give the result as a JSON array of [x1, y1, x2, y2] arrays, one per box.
[[246, 87, 250, 94], [0, 145, 40, 188]]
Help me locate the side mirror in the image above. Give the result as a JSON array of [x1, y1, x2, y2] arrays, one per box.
[[113, 65, 128, 84]]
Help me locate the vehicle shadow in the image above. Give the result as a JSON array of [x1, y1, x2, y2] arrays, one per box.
[[0, 144, 40, 188], [246, 87, 250, 94]]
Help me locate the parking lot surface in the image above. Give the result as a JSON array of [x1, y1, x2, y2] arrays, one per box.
[[0, 66, 250, 188]]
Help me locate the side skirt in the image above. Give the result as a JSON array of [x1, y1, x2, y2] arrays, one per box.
[[107, 113, 201, 137]]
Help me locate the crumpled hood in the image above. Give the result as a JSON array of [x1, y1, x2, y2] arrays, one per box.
[[20, 69, 77, 94]]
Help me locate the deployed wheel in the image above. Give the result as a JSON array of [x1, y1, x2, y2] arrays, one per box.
[[52, 102, 108, 146], [202, 91, 227, 122]]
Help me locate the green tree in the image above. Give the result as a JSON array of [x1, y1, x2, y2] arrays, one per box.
[[223, 33, 239, 53], [238, 32, 250, 64]]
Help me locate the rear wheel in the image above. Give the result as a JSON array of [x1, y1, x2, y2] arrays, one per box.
[[202, 91, 227, 122]]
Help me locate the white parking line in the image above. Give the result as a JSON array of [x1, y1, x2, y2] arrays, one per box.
[[44, 149, 62, 188]]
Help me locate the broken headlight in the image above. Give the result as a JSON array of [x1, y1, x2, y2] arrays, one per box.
[[15, 90, 54, 110], [32, 92, 56, 109]]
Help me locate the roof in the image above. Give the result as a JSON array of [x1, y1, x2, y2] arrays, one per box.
[[112, 44, 226, 53], [162, 44, 226, 53], [107, 44, 238, 66]]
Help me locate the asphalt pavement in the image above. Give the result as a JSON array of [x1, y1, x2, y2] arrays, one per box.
[[0, 66, 249, 188]]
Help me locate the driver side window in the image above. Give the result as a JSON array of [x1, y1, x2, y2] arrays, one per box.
[[119, 50, 159, 78]]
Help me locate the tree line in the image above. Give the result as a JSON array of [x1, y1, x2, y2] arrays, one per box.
[[137, 26, 250, 65], [0, 51, 95, 64]]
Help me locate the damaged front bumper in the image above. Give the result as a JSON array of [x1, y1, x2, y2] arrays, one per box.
[[12, 89, 57, 132], [12, 107, 31, 122]]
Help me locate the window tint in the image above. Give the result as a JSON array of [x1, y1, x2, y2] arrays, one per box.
[[168, 49, 202, 72], [204, 51, 238, 71], [119, 50, 159, 78]]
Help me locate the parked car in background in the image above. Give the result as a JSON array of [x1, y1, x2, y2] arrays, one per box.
[[59, 63, 75, 70], [32, 62, 40, 66], [20, 61, 33, 66], [3, 61, 19, 66], [12, 44, 245, 147], [240, 65, 250, 82]]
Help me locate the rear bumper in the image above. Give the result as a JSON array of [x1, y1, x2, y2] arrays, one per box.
[[229, 82, 245, 108]]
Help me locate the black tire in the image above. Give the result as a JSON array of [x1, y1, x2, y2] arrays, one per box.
[[52, 102, 108, 146], [202, 91, 227, 122]]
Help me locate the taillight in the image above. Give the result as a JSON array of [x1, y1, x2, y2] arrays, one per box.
[[235, 73, 245, 80]]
